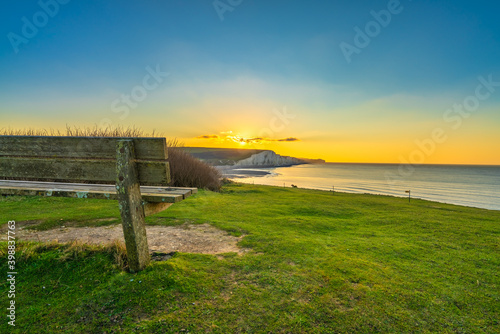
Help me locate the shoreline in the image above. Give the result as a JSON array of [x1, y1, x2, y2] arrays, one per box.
[[216, 166, 274, 178], [216, 165, 500, 212], [227, 180, 500, 212]]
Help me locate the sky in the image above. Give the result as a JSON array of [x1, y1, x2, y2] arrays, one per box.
[[0, 0, 499, 164]]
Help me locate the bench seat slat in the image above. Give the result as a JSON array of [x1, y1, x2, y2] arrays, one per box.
[[0, 180, 197, 197], [0, 136, 168, 160], [0, 180, 195, 203], [0, 157, 170, 185]]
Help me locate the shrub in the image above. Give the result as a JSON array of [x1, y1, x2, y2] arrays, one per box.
[[168, 147, 221, 191]]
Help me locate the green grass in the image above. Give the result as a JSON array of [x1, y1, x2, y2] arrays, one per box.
[[1, 183, 499, 333]]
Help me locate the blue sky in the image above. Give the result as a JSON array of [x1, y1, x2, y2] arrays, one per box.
[[1, 0, 499, 163]]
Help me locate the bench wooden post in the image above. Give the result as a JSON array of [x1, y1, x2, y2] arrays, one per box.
[[116, 139, 150, 272]]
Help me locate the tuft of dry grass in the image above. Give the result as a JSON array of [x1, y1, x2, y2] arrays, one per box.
[[106, 240, 129, 271], [56, 240, 130, 271], [0, 125, 159, 138], [1, 125, 221, 190], [3, 240, 129, 270]]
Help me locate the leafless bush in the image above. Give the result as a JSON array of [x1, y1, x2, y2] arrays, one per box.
[[168, 147, 221, 191]]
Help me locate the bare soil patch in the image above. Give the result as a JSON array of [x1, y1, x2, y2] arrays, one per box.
[[5, 222, 245, 255]]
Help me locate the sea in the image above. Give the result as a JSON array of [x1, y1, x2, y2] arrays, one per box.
[[225, 163, 500, 211]]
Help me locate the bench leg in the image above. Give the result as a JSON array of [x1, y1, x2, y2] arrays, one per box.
[[144, 202, 173, 216], [116, 140, 150, 272]]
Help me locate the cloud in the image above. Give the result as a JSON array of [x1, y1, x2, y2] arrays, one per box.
[[196, 135, 219, 139], [239, 137, 300, 143], [276, 137, 299, 142], [195, 133, 300, 144]]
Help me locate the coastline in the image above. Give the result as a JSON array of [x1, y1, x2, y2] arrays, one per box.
[[216, 166, 274, 178], [216, 164, 500, 211]]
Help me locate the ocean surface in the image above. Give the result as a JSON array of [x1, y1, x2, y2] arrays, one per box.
[[225, 163, 500, 211]]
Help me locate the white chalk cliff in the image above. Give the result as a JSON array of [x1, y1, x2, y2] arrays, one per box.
[[234, 150, 304, 167]]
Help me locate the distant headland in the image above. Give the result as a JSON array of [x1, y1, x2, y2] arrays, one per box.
[[182, 147, 325, 167]]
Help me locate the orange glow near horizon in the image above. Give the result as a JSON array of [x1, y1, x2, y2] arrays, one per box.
[[3, 110, 500, 165], [183, 126, 500, 165]]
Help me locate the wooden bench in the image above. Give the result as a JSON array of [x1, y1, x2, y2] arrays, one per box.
[[0, 136, 197, 272]]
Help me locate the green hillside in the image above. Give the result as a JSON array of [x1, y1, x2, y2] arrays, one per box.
[[1, 183, 499, 333]]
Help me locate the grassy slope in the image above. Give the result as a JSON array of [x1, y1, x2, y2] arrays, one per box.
[[0, 183, 499, 333]]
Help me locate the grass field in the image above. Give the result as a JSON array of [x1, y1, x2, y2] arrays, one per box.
[[1, 183, 499, 333]]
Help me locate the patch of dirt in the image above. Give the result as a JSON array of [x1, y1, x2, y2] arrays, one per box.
[[5, 222, 246, 255]]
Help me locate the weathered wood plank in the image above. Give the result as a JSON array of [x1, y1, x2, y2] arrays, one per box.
[[0, 157, 170, 185], [0, 187, 185, 203], [141, 185, 197, 198], [0, 180, 194, 202], [116, 139, 150, 272], [0, 136, 168, 160], [0, 187, 118, 200]]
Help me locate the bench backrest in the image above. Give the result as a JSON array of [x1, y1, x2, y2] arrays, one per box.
[[0, 136, 170, 185]]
